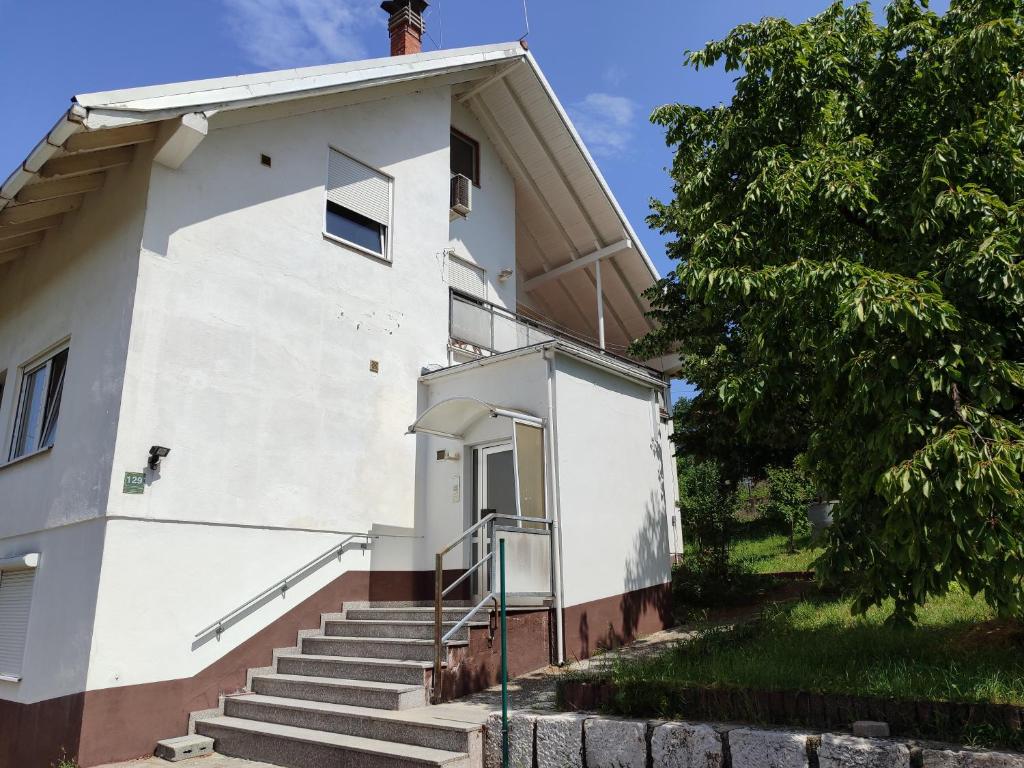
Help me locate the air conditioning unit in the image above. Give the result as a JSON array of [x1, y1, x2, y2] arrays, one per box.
[[450, 173, 472, 219]]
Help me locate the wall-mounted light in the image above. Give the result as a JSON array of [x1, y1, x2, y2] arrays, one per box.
[[498, 268, 514, 283], [148, 445, 171, 471]]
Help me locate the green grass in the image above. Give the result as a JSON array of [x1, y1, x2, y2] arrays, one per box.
[[729, 530, 823, 574], [610, 586, 1024, 706]]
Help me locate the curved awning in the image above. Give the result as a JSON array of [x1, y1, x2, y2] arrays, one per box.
[[407, 397, 542, 440]]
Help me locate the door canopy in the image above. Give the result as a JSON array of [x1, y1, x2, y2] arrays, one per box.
[[407, 397, 542, 440]]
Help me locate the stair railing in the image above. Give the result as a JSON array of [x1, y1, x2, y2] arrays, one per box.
[[194, 533, 375, 644], [432, 513, 553, 703]]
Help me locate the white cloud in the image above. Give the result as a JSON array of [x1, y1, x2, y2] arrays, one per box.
[[569, 93, 638, 157], [222, 0, 381, 70]]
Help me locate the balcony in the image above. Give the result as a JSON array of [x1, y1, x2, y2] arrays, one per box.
[[448, 291, 655, 374]]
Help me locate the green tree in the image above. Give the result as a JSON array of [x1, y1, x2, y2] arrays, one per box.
[[764, 463, 818, 552], [641, 0, 1024, 620]]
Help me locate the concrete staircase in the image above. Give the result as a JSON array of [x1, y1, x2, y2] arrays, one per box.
[[194, 605, 488, 768]]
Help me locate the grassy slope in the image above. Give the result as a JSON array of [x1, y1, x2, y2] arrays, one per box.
[[615, 585, 1024, 706]]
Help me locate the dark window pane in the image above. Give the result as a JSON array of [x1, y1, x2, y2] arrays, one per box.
[[41, 349, 68, 448], [325, 201, 386, 256], [450, 130, 478, 184]]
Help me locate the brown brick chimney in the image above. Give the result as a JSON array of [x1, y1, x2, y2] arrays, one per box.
[[380, 0, 429, 56]]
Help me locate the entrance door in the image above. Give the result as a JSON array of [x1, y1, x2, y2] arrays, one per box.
[[471, 443, 516, 596]]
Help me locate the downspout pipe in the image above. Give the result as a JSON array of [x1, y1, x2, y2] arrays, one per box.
[[0, 105, 87, 213], [544, 348, 566, 664]]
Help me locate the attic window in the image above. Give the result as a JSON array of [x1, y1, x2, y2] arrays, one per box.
[[324, 148, 392, 261], [450, 129, 480, 187]]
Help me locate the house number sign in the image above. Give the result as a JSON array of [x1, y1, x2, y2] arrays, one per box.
[[123, 471, 145, 494]]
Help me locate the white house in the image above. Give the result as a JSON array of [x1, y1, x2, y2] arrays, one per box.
[[0, 3, 681, 766]]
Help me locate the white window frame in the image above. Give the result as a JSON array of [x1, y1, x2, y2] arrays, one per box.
[[322, 146, 395, 264], [7, 340, 70, 464], [0, 553, 39, 683]]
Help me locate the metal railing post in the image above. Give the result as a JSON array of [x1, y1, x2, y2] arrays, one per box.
[[500, 538, 509, 768], [433, 552, 444, 704]]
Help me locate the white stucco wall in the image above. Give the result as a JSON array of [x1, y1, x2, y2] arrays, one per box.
[[83, 86, 471, 691], [0, 150, 151, 703], [448, 101, 517, 311], [552, 353, 672, 608]]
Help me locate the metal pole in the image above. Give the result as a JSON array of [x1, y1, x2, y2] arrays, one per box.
[[500, 538, 509, 768], [433, 552, 444, 704], [595, 258, 606, 351]]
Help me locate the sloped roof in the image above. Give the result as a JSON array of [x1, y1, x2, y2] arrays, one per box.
[[0, 42, 661, 353]]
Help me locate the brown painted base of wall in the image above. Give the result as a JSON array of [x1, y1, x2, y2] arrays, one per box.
[[563, 581, 673, 661], [0, 693, 84, 768], [2, 578, 668, 768], [1, 569, 459, 768], [440, 609, 553, 701]]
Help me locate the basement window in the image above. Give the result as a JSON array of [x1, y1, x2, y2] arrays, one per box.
[[450, 128, 480, 187], [325, 148, 392, 261], [9, 346, 68, 462]]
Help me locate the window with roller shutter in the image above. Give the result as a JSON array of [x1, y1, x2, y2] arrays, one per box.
[[324, 148, 393, 260], [0, 567, 35, 681], [448, 255, 486, 300]]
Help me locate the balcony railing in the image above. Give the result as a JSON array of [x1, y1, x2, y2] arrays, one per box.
[[448, 291, 656, 374]]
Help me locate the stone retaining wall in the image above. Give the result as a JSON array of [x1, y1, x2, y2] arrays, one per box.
[[483, 712, 1024, 768]]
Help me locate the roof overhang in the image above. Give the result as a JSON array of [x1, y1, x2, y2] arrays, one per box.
[[1, 43, 664, 356], [407, 396, 543, 440]]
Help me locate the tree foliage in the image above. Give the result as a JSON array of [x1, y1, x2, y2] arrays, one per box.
[[764, 463, 818, 550], [641, 0, 1024, 619]]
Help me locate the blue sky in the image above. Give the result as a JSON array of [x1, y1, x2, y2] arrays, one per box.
[[0, 0, 939, 402]]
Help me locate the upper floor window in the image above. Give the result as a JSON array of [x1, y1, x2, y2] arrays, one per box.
[[9, 346, 68, 461], [325, 148, 393, 261], [450, 129, 480, 187], [448, 255, 486, 300]]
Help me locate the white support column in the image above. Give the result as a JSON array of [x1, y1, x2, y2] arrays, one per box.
[[595, 258, 606, 350]]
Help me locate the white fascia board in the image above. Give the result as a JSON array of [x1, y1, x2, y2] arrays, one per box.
[[422, 341, 664, 390], [1, 109, 85, 207], [0, 553, 40, 571], [76, 45, 525, 116], [521, 52, 662, 285]]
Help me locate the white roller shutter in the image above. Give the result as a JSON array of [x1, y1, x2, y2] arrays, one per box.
[[0, 569, 34, 679], [449, 256, 486, 299], [327, 149, 391, 226]]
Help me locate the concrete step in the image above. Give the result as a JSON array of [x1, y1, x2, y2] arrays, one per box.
[[223, 694, 481, 756], [251, 673, 427, 710], [345, 607, 490, 623], [278, 654, 433, 686], [197, 715, 469, 768], [325, 619, 484, 641], [302, 636, 464, 663]]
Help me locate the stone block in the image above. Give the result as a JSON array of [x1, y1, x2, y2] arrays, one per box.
[[853, 721, 891, 739], [584, 717, 648, 768], [818, 733, 909, 768], [651, 721, 724, 768], [535, 713, 588, 768], [729, 727, 809, 768], [484, 711, 536, 768], [922, 749, 1024, 768], [154, 734, 214, 762]]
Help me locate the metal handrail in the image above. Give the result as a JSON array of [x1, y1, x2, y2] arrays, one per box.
[[431, 513, 553, 703], [195, 533, 374, 640]]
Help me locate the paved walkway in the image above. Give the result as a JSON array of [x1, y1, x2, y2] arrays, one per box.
[[98, 626, 695, 768]]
